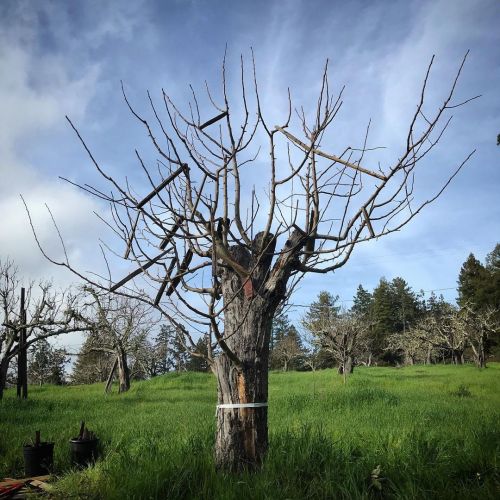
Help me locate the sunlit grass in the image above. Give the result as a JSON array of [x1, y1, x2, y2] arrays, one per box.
[[1, 364, 499, 499]]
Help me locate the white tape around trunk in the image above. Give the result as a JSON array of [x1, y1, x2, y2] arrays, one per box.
[[217, 402, 268, 410], [215, 402, 268, 416]]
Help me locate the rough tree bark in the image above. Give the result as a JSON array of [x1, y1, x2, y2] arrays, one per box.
[[0, 357, 9, 400], [213, 233, 286, 471], [117, 348, 131, 393], [104, 357, 118, 394]]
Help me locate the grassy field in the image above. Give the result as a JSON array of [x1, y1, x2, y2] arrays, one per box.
[[1, 364, 499, 499]]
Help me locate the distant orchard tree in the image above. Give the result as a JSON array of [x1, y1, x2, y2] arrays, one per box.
[[0, 259, 85, 399], [455, 304, 498, 368], [305, 309, 368, 383], [271, 325, 304, 371], [74, 288, 156, 393]]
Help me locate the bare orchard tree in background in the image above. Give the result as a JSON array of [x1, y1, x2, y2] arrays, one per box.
[[25, 52, 476, 471], [0, 259, 83, 400], [73, 288, 157, 393], [303, 309, 368, 384], [458, 305, 498, 369]]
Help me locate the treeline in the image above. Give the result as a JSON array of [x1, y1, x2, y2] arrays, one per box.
[[269, 243, 500, 378], [14, 243, 499, 390], [71, 325, 211, 387]]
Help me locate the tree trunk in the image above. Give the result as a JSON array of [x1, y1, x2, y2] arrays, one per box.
[[116, 349, 130, 393], [345, 356, 353, 375], [104, 357, 118, 393], [214, 292, 273, 472], [214, 237, 281, 472], [0, 356, 9, 400], [479, 337, 486, 368]]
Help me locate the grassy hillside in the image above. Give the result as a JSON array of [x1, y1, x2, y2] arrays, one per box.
[[1, 364, 499, 499]]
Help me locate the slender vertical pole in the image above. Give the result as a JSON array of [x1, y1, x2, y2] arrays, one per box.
[[17, 287, 27, 399], [21, 287, 27, 399]]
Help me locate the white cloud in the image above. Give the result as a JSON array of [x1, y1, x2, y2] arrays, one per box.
[[0, 7, 105, 289]]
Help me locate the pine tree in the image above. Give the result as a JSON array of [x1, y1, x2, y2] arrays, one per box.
[[185, 336, 210, 372], [270, 313, 292, 351], [28, 339, 69, 386], [390, 277, 421, 334], [371, 278, 396, 360], [303, 291, 340, 331], [72, 336, 114, 384], [351, 285, 373, 319], [457, 253, 489, 310]]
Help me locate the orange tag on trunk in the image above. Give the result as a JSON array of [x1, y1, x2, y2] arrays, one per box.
[[243, 279, 254, 299]]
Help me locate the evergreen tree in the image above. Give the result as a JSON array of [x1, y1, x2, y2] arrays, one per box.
[[72, 336, 114, 384], [185, 336, 210, 372], [484, 243, 500, 315], [154, 325, 176, 374], [270, 313, 292, 351], [390, 277, 421, 334], [351, 285, 373, 319], [28, 339, 69, 385], [172, 327, 188, 372], [350, 285, 376, 365], [303, 291, 340, 330], [301, 292, 340, 368], [371, 278, 396, 359], [457, 253, 489, 310], [485, 243, 500, 272]]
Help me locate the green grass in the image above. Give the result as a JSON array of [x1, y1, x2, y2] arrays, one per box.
[[1, 364, 499, 499]]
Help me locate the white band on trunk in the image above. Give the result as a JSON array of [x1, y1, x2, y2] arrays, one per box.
[[216, 402, 268, 410]]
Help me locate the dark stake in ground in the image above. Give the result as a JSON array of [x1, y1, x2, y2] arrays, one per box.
[[25, 52, 477, 472]]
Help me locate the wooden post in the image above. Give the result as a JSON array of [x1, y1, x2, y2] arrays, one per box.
[[104, 357, 118, 394], [17, 287, 28, 399]]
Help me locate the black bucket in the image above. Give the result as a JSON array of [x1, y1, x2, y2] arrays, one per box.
[[70, 438, 99, 467], [23, 442, 54, 476]]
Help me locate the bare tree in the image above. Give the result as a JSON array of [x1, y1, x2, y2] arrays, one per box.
[[385, 327, 434, 366], [25, 52, 476, 470], [454, 304, 498, 368], [417, 306, 468, 364], [271, 329, 303, 371], [304, 309, 367, 383], [74, 288, 157, 393], [0, 259, 83, 399]]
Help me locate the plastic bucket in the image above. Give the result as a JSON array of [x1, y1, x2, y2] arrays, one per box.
[[69, 438, 99, 467], [23, 442, 54, 476]]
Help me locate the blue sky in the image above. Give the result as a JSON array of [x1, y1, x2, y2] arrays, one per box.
[[0, 0, 499, 342]]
